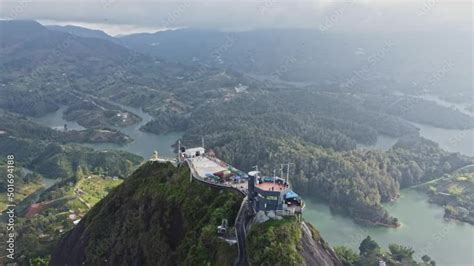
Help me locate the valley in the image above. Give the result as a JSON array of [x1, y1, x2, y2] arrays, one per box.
[[25, 79, 474, 265], [0, 18, 472, 265]]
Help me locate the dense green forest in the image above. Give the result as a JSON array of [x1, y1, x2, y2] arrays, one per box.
[[362, 95, 474, 130], [62, 96, 142, 128], [247, 218, 304, 265], [147, 90, 472, 226], [247, 218, 341, 265]]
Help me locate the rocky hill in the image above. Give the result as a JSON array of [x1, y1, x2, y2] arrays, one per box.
[[247, 217, 341, 266], [51, 161, 342, 265]]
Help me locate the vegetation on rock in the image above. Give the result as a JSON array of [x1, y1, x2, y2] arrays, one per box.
[[51, 162, 243, 265], [247, 218, 304, 265], [335, 236, 436, 266]]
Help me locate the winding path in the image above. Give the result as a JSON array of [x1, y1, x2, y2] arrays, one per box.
[[184, 158, 251, 266], [235, 198, 250, 266]]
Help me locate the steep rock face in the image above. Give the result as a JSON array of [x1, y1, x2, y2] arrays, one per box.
[[299, 222, 342, 266], [247, 218, 342, 266], [51, 162, 242, 265]]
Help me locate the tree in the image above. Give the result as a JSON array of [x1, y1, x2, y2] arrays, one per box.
[[29, 256, 50, 266], [388, 244, 415, 263], [75, 165, 86, 178], [421, 255, 431, 262], [422, 255, 436, 266], [334, 246, 359, 266], [359, 236, 380, 256]]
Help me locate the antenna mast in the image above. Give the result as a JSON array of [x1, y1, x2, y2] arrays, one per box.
[[287, 163, 290, 181], [280, 164, 284, 180]]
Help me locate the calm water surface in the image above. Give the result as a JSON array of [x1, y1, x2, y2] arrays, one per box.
[[32, 104, 182, 159], [32, 106, 85, 131], [414, 122, 474, 157], [304, 190, 474, 265]]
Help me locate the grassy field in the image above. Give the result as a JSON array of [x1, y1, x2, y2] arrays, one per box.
[[62, 176, 123, 214], [75, 176, 123, 206]]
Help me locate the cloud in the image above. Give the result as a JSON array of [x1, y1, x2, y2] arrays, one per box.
[[0, 0, 471, 35]]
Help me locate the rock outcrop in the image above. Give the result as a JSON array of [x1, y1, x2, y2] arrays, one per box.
[[299, 222, 342, 266]]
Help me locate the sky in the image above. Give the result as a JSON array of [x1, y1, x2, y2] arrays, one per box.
[[0, 0, 472, 35]]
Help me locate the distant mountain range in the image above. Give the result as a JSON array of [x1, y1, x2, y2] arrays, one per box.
[[117, 28, 471, 98], [45, 24, 117, 42], [39, 22, 472, 99]]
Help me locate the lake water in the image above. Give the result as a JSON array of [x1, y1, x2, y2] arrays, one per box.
[[406, 94, 474, 157], [304, 190, 474, 265], [32, 104, 182, 159], [32, 106, 85, 131], [414, 123, 474, 157], [416, 94, 474, 118]]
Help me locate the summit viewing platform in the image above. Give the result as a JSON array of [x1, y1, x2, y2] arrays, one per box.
[[178, 146, 304, 216], [180, 147, 249, 195]]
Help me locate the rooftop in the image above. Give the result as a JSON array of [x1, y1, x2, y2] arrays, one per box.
[[256, 182, 287, 192], [182, 147, 205, 157], [189, 156, 227, 177]]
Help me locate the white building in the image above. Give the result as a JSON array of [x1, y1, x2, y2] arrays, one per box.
[[181, 147, 205, 158]]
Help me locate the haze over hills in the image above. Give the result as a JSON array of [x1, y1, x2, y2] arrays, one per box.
[[0, 17, 473, 266], [45, 25, 116, 42], [43, 22, 472, 101], [118, 28, 472, 99]]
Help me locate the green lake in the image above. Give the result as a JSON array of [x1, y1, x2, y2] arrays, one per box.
[[304, 189, 473, 265]]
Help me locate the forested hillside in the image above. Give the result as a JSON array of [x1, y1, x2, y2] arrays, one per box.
[[150, 90, 473, 226], [0, 20, 253, 122], [1, 20, 472, 227]]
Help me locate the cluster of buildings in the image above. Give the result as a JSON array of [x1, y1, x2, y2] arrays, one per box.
[[178, 146, 304, 216]]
